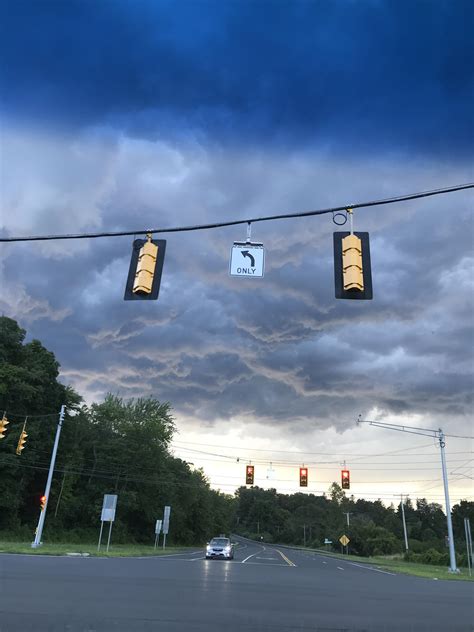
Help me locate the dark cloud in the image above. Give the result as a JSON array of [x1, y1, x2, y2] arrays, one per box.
[[0, 3, 472, 452], [1, 0, 473, 155]]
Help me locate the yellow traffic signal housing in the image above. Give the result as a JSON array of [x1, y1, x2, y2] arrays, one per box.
[[342, 234, 364, 291], [16, 430, 28, 455], [124, 235, 167, 301], [333, 232, 373, 300], [0, 414, 9, 439]]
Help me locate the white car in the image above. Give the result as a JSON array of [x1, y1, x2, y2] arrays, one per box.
[[205, 537, 234, 560]]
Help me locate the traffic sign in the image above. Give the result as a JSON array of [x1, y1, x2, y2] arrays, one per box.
[[163, 506, 171, 535], [230, 242, 265, 278], [339, 534, 350, 546]]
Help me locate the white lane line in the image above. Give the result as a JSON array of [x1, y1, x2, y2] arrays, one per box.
[[348, 562, 396, 575], [242, 545, 265, 564], [337, 566, 345, 571], [322, 561, 327, 565]]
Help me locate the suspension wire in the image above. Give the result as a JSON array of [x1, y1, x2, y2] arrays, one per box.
[[1, 183, 472, 243]]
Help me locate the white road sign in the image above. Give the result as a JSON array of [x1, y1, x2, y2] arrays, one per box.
[[155, 519, 162, 535], [162, 506, 171, 535], [230, 242, 265, 278], [101, 494, 117, 522]]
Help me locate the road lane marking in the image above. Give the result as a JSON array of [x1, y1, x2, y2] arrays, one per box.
[[275, 549, 297, 567], [242, 546, 265, 563], [322, 561, 327, 565], [348, 562, 396, 575], [337, 566, 344, 570]]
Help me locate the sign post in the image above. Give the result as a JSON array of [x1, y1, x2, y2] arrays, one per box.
[[154, 519, 163, 549], [162, 506, 171, 549], [98, 494, 118, 552], [339, 534, 350, 555]]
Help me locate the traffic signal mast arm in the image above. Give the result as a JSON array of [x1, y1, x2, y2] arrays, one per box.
[[357, 417, 459, 573]]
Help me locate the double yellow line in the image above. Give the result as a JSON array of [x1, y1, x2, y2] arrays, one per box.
[[276, 549, 297, 567]]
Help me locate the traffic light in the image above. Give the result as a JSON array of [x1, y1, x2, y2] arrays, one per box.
[[16, 429, 27, 455], [0, 414, 9, 439], [299, 467, 308, 487], [341, 469, 350, 489], [246, 465, 255, 485], [124, 234, 167, 301], [40, 495, 47, 511], [333, 232, 373, 300]]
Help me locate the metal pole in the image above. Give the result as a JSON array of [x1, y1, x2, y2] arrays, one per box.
[[163, 533, 167, 549], [154, 533, 158, 549], [98, 521, 104, 551], [465, 519, 472, 577], [303, 524, 306, 547], [466, 518, 473, 561], [400, 495, 409, 552], [32, 405, 66, 548], [106, 521, 113, 552], [439, 430, 458, 573]]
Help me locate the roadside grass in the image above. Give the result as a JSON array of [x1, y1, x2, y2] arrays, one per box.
[[0, 540, 200, 557], [312, 549, 473, 582]]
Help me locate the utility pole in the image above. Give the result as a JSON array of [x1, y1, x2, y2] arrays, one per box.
[[397, 494, 409, 552], [32, 405, 66, 548], [303, 524, 306, 547], [358, 418, 459, 573], [343, 512, 352, 527]]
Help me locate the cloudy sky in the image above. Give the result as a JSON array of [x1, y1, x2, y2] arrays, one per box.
[[1, 0, 473, 506]]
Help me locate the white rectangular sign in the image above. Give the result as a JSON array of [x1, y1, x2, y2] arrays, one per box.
[[230, 242, 265, 278], [162, 506, 171, 535], [101, 494, 117, 522], [155, 519, 162, 535]]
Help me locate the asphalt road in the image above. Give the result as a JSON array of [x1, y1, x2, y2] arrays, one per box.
[[1, 536, 473, 631]]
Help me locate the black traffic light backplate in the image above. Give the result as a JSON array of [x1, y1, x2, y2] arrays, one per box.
[[124, 238, 167, 301], [333, 232, 373, 300]]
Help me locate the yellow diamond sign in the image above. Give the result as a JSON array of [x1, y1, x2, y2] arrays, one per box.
[[339, 535, 350, 546]]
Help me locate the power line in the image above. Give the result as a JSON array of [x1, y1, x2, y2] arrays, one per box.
[[1, 183, 473, 243]]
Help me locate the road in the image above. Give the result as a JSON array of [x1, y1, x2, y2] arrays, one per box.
[[1, 536, 473, 631]]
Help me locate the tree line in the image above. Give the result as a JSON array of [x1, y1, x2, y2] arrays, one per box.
[[0, 317, 234, 544], [0, 316, 472, 564]]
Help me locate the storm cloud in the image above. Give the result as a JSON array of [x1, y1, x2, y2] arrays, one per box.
[[0, 1, 472, 500]]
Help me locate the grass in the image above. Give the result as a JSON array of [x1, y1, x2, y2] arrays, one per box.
[[0, 540, 200, 557], [312, 548, 473, 582]]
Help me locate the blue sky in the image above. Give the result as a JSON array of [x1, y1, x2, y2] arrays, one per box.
[[0, 0, 473, 503]]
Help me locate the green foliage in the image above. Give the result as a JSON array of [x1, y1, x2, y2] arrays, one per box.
[[0, 318, 234, 543]]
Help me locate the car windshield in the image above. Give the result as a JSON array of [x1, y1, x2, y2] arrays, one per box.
[[210, 538, 229, 546]]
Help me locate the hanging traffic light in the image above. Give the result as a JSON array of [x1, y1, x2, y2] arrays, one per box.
[[0, 413, 9, 439], [16, 429, 28, 455], [124, 234, 167, 301], [40, 495, 47, 511], [341, 469, 350, 489], [299, 467, 308, 487], [333, 232, 373, 300], [246, 465, 255, 485]]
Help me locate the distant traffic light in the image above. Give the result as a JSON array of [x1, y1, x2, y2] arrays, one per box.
[[246, 465, 255, 485], [124, 234, 167, 301], [333, 232, 373, 300], [40, 495, 47, 511], [341, 469, 350, 489], [0, 414, 9, 439], [299, 467, 308, 487], [16, 428, 28, 455]]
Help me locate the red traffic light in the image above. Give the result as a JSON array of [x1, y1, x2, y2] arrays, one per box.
[[341, 470, 350, 489], [299, 467, 308, 487], [40, 495, 47, 510], [246, 465, 255, 485]]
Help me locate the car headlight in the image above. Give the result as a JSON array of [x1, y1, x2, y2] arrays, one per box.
[[224, 546, 231, 552], [206, 546, 212, 551]]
